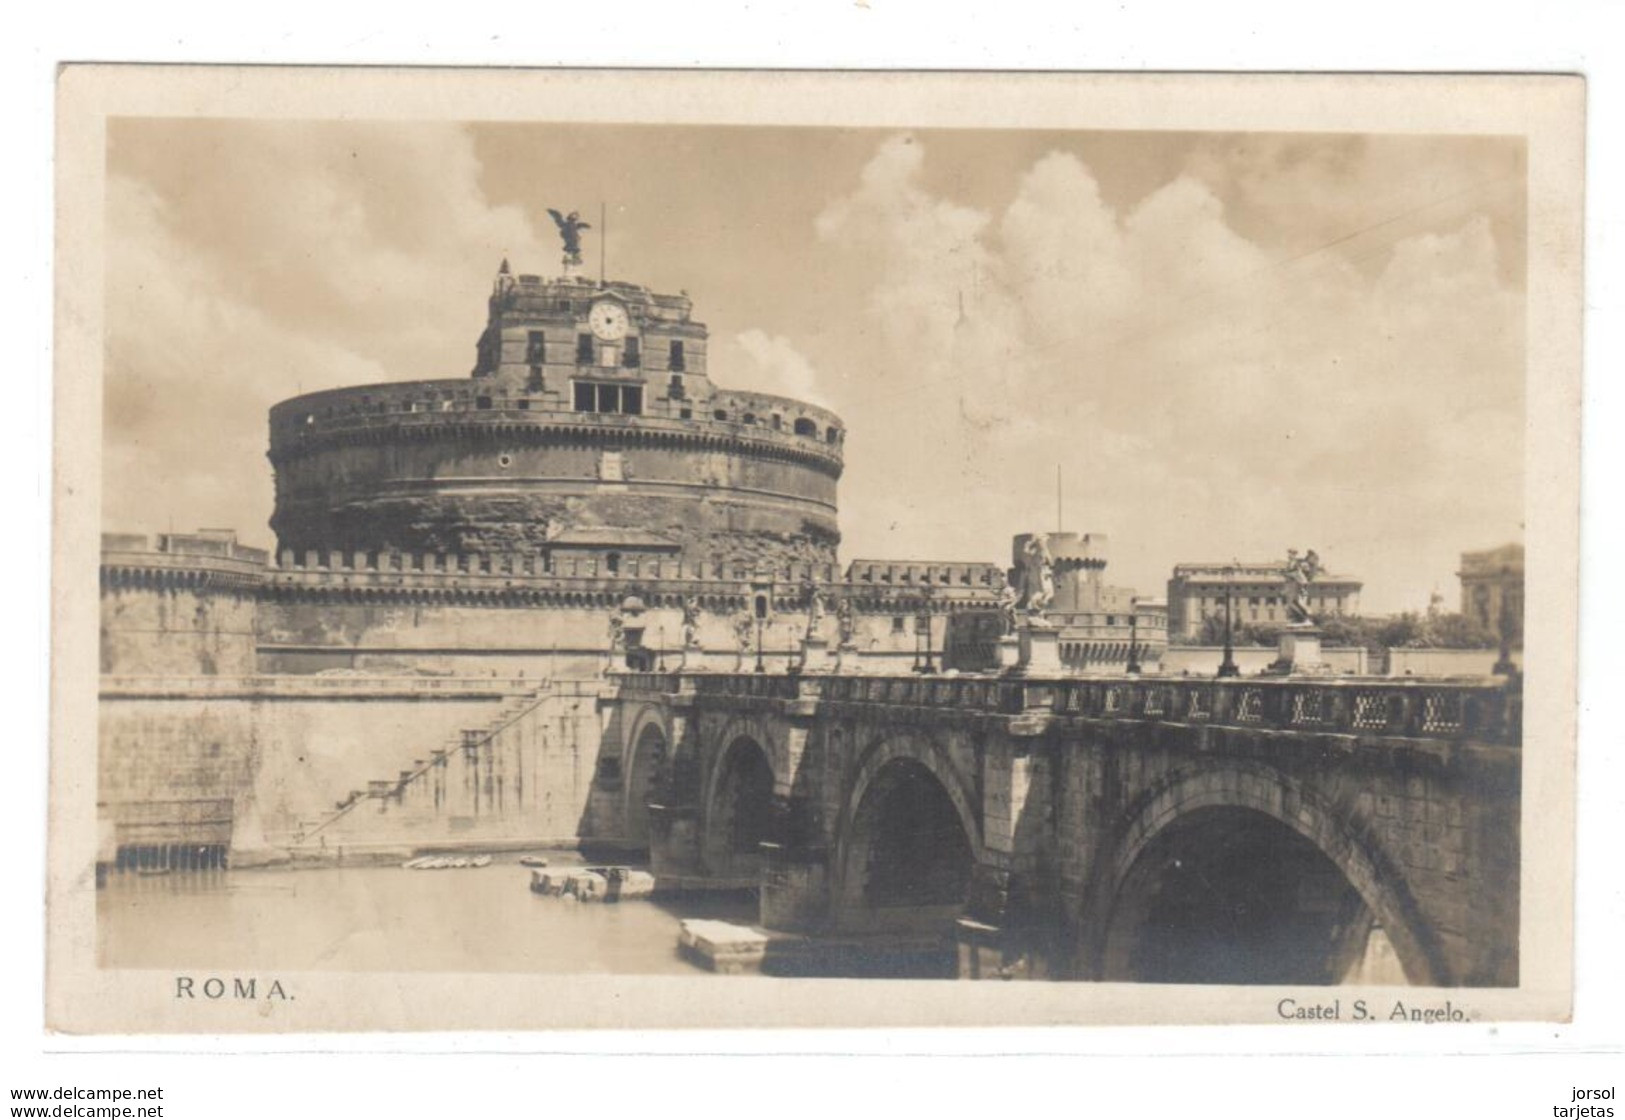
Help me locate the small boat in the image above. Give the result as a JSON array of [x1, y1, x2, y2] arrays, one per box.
[[518, 855, 550, 868], [403, 853, 493, 870]]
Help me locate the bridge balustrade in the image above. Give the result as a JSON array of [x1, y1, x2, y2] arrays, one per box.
[[630, 671, 1519, 746]]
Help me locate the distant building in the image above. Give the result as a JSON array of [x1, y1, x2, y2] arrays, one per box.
[[1458, 543, 1524, 641], [1166, 560, 1362, 642]]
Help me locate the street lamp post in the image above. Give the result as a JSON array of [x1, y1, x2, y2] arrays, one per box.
[[754, 604, 767, 675], [1492, 581, 1517, 676], [1217, 564, 1240, 678], [915, 598, 937, 675], [1126, 598, 1142, 675]]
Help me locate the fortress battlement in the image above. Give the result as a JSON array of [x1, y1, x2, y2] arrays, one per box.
[[100, 532, 271, 594], [267, 382, 844, 474], [262, 548, 1001, 613]]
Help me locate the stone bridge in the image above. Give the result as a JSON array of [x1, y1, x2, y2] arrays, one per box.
[[602, 670, 1520, 985]]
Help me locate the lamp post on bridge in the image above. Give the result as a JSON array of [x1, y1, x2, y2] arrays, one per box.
[[1217, 562, 1240, 678], [754, 594, 768, 675], [1492, 578, 1518, 676], [914, 588, 937, 675], [1126, 597, 1142, 675]]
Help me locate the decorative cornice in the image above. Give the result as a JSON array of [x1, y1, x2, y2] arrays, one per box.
[[268, 411, 844, 479]]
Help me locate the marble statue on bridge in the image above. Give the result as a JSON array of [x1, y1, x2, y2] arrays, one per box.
[[1282, 548, 1324, 624], [1022, 535, 1057, 626]]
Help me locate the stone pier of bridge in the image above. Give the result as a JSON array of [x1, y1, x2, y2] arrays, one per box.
[[606, 669, 1521, 986]]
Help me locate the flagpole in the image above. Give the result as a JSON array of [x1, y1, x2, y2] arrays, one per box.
[[599, 201, 606, 287]]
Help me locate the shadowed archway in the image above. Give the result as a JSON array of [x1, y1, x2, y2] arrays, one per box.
[[623, 720, 667, 850], [837, 752, 977, 936], [1095, 769, 1440, 986], [1102, 806, 1377, 984], [702, 736, 776, 881]]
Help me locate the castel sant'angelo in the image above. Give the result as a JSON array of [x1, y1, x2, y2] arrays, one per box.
[[98, 225, 1166, 870]]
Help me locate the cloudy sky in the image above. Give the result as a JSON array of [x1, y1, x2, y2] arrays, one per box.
[[104, 120, 1525, 614]]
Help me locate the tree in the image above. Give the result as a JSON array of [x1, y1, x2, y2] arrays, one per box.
[[1425, 612, 1499, 649]]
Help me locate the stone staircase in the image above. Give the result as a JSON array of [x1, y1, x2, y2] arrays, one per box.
[[288, 684, 571, 851]]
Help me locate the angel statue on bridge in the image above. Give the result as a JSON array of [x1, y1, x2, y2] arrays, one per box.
[[1281, 548, 1324, 624], [547, 208, 592, 268], [1022, 534, 1056, 624], [804, 582, 827, 642], [835, 596, 856, 646], [681, 596, 701, 650]]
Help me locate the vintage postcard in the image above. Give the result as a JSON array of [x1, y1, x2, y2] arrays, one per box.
[[49, 68, 1583, 1032]]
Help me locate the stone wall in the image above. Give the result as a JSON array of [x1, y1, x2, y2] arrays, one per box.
[[1387, 647, 1520, 676], [98, 680, 614, 858], [1161, 645, 1369, 676], [101, 583, 259, 676]]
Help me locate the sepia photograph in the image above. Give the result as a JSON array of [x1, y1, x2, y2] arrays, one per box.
[[48, 68, 1583, 1032]]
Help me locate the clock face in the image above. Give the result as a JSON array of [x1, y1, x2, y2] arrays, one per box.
[[588, 300, 630, 341]]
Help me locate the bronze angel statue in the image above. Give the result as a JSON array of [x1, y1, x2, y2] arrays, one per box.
[[547, 208, 592, 266]]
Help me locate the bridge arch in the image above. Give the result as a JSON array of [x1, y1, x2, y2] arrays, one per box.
[[701, 729, 780, 881], [622, 711, 669, 849], [833, 735, 982, 935], [1095, 765, 1442, 986]]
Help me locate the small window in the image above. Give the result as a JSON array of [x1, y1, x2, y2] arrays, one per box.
[[597, 383, 619, 413], [743, 412, 757, 425], [556, 298, 571, 312], [606, 552, 620, 575], [891, 616, 907, 634], [793, 417, 817, 437], [669, 374, 685, 399], [526, 367, 544, 391], [713, 409, 728, 421], [622, 385, 642, 415], [526, 330, 546, 363], [669, 340, 685, 372], [574, 382, 595, 412], [517, 400, 531, 411], [577, 333, 594, 364], [475, 396, 493, 410], [679, 407, 692, 420], [827, 426, 840, 443], [770, 414, 782, 430], [623, 337, 641, 368]]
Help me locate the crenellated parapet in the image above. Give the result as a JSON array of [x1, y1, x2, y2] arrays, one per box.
[[843, 558, 1007, 590], [262, 548, 1000, 615], [100, 532, 270, 596]]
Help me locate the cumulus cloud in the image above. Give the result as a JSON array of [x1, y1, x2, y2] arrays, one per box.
[[729, 330, 832, 408], [817, 135, 1524, 610], [104, 121, 550, 543]]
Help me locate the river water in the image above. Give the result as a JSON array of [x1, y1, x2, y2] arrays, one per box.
[[98, 855, 758, 975]]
